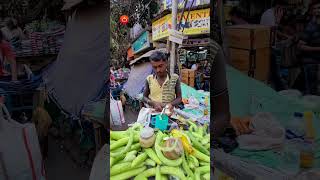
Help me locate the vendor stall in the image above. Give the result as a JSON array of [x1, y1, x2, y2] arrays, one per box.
[[214, 65, 320, 179]]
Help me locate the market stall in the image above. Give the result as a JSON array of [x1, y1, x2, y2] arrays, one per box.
[[214, 65, 320, 179], [110, 110, 211, 180], [13, 20, 65, 72]]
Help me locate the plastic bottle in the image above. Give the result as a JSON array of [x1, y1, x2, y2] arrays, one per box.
[[288, 112, 305, 137], [300, 112, 315, 169], [204, 95, 209, 106]]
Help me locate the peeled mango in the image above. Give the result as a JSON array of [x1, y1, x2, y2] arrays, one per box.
[[162, 138, 183, 160]]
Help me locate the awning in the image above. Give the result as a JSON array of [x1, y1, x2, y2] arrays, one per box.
[[129, 48, 167, 65], [62, 0, 83, 10]]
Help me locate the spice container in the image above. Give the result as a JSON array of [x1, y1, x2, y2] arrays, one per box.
[[300, 138, 315, 169], [140, 127, 156, 148]]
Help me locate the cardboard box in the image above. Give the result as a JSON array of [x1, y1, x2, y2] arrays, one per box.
[[189, 76, 195, 87], [226, 25, 271, 50], [181, 77, 189, 84], [229, 47, 271, 82], [180, 69, 196, 87]]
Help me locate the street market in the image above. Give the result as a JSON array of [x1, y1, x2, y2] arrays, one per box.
[[1, 0, 320, 180], [109, 0, 211, 179]]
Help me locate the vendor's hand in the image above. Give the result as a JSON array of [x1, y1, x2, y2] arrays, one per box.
[[165, 103, 174, 116], [152, 102, 163, 112], [231, 117, 252, 136], [166, 103, 173, 111]]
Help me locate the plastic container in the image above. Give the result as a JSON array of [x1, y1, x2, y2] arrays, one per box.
[[140, 127, 156, 148], [300, 112, 315, 169], [286, 112, 305, 138], [281, 139, 302, 174], [279, 89, 302, 101], [150, 114, 169, 131], [300, 139, 315, 169]]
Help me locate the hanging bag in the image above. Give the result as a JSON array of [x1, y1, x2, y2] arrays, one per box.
[[110, 93, 125, 126], [0, 103, 46, 180]]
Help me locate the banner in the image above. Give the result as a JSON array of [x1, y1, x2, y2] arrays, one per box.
[[132, 31, 151, 54], [152, 8, 210, 41]]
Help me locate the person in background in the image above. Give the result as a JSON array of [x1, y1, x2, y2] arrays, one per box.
[[0, 31, 17, 81], [143, 51, 182, 112], [202, 59, 210, 91], [260, 0, 287, 26], [260, 0, 288, 91], [191, 60, 200, 70], [298, 1, 320, 59], [229, 7, 248, 25], [1, 18, 26, 42], [298, 1, 320, 94]]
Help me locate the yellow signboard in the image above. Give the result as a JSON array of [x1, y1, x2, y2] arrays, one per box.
[[152, 8, 210, 41]]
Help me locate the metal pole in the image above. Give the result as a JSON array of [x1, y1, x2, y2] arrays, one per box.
[[170, 0, 178, 74]]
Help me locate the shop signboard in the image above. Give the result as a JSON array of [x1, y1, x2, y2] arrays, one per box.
[[161, 0, 210, 11], [152, 8, 210, 41], [169, 29, 184, 44], [132, 31, 151, 54]]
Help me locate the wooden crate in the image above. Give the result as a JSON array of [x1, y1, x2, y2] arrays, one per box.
[[226, 25, 271, 50], [180, 69, 195, 87], [229, 47, 271, 82], [189, 76, 195, 87]]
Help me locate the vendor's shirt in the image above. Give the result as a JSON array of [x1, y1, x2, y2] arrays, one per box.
[[147, 73, 179, 104]]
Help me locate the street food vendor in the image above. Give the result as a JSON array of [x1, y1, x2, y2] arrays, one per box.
[[0, 31, 17, 81], [143, 51, 182, 112]]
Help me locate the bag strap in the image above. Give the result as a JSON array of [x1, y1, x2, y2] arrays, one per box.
[[22, 128, 37, 180], [110, 92, 115, 101], [116, 101, 124, 123], [0, 103, 12, 130]]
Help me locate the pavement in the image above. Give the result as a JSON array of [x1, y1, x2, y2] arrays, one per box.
[[45, 136, 90, 180]]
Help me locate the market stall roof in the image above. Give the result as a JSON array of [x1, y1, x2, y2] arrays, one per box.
[[129, 48, 167, 65], [62, 0, 84, 10]]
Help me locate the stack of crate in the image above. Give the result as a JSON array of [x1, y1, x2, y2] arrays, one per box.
[[226, 25, 271, 83], [181, 69, 195, 87]]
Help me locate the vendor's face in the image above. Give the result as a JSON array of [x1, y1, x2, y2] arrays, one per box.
[[151, 60, 167, 77]]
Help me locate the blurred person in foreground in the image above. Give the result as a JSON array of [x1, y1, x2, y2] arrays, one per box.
[[211, 38, 252, 137], [143, 51, 182, 113]]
